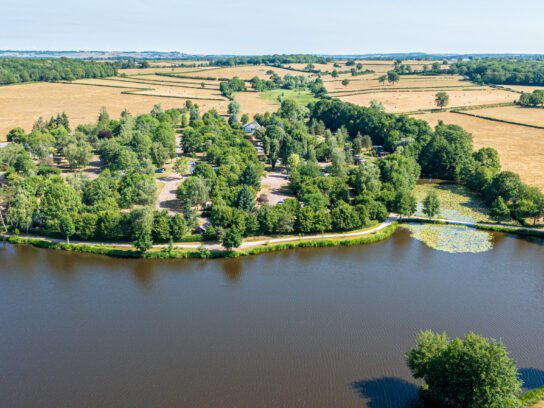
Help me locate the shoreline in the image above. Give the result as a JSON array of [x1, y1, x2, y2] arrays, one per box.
[[1, 216, 542, 260]]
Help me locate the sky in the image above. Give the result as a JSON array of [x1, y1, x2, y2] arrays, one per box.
[[2, 0, 543, 55]]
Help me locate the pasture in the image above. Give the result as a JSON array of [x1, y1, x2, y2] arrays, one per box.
[[417, 111, 544, 190]]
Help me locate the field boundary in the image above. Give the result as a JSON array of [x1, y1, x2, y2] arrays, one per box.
[[450, 110, 544, 130]]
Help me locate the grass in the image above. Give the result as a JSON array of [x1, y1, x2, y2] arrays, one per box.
[[259, 89, 317, 105], [520, 386, 544, 406], [1, 223, 398, 260]]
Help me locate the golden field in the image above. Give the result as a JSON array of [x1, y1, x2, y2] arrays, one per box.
[[118, 66, 217, 76], [325, 75, 477, 93], [337, 88, 518, 113], [180, 65, 313, 80], [0, 82, 193, 137], [467, 106, 544, 127], [417, 112, 544, 190]]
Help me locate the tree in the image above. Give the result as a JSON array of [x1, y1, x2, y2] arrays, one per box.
[[170, 213, 188, 241], [131, 207, 154, 252], [378, 75, 387, 86], [235, 185, 255, 211], [331, 70, 339, 78], [406, 330, 522, 408], [227, 100, 240, 115], [435, 92, 450, 109], [176, 176, 210, 208], [64, 140, 92, 169], [423, 191, 440, 218], [173, 157, 189, 176], [222, 227, 242, 250], [387, 71, 400, 85], [59, 213, 75, 243], [341, 79, 350, 87]]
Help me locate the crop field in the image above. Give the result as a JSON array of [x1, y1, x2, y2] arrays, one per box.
[[464, 106, 544, 127], [337, 88, 518, 113], [0, 82, 193, 137], [416, 111, 544, 190], [234, 91, 280, 115]]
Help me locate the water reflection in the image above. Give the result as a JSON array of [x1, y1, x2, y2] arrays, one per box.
[[351, 377, 427, 408]]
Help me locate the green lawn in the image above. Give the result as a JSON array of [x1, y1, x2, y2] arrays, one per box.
[[259, 89, 317, 105]]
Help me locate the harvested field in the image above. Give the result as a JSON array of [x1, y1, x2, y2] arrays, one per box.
[[234, 91, 280, 117], [0, 82, 227, 138], [338, 88, 518, 113], [498, 85, 544, 93], [132, 75, 221, 88], [416, 112, 544, 190], [466, 106, 544, 127], [326, 75, 475, 93], [180, 65, 313, 80], [118, 66, 218, 76]]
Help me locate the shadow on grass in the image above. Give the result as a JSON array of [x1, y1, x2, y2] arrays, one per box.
[[351, 377, 429, 408]]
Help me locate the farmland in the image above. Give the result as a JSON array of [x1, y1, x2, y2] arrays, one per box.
[[464, 105, 544, 127], [336, 88, 518, 113]]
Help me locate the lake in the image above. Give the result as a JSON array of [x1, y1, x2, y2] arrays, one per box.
[[1, 228, 543, 407]]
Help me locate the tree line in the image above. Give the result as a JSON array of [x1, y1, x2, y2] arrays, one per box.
[[449, 59, 544, 86], [0, 58, 117, 84], [210, 54, 331, 67]]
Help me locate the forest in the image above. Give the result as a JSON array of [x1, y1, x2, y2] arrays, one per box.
[[0, 58, 117, 84], [449, 59, 544, 85]]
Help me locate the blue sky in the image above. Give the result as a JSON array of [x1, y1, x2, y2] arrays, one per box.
[[2, 0, 543, 54]]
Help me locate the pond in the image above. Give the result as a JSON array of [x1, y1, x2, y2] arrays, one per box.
[[1, 228, 543, 407]]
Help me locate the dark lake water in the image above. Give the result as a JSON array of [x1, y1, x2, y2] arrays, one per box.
[[1, 229, 543, 408]]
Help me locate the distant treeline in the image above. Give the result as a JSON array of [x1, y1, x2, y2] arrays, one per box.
[[210, 54, 331, 67], [449, 59, 544, 86], [0, 58, 117, 84]]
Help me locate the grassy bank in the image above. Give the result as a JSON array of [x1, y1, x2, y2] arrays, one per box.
[[1, 223, 398, 260], [520, 386, 544, 406]]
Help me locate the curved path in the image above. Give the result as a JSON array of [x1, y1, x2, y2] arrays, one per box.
[[3, 215, 542, 252]]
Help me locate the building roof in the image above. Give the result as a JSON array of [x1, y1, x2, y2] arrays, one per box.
[[242, 121, 261, 133]]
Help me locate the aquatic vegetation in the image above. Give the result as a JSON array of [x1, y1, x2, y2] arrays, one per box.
[[404, 223, 493, 253], [413, 183, 493, 223]]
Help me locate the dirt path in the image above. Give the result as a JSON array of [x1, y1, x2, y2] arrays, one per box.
[[156, 134, 184, 214]]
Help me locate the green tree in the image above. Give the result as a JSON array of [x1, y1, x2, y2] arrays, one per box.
[[406, 330, 522, 408], [387, 71, 400, 85], [173, 157, 189, 176], [59, 213, 75, 243], [435, 92, 450, 109], [341, 79, 350, 87], [176, 176, 210, 208], [235, 185, 255, 211], [378, 75, 387, 86], [227, 100, 241, 115], [131, 207, 154, 252], [170, 213, 188, 241], [423, 191, 441, 218], [222, 227, 242, 250]]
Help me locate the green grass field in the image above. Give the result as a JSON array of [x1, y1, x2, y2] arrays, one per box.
[[259, 89, 317, 105]]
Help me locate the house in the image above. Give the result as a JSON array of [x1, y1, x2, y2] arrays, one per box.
[[242, 121, 261, 135]]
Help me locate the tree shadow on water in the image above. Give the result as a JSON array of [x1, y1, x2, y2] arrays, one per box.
[[520, 368, 544, 391], [352, 377, 430, 408]]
